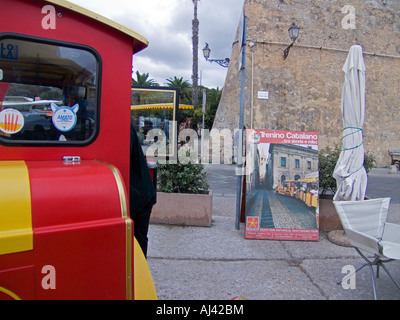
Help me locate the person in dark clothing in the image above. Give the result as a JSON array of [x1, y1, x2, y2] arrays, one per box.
[[129, 123, 156, 258]]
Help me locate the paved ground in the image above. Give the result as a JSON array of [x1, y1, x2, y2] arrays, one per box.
[[147, 165, 400, 300]]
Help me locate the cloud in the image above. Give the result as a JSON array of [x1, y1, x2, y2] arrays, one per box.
[[68, 0, 244, 88]]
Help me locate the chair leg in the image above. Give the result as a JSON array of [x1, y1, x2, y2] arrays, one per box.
[[348, 248, 400, 299], [337, 262, 378, 299], [355, 249, 381, 299], [337, 249, 385, 299], [367, 264, 378, 300], [378, 262, 400, 291], [337, 263, 368, 285]]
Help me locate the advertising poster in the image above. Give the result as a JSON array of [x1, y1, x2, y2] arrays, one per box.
[[245, 130, 319, 241]]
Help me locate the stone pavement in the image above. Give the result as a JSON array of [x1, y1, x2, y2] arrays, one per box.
[[146, 165, 400, 300]]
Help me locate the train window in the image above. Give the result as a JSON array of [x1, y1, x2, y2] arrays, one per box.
[[0, 34, 100, 145]]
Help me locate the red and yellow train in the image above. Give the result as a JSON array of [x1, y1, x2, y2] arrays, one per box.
[[275, 177, 319, 209], [0, 0, 156, 299]]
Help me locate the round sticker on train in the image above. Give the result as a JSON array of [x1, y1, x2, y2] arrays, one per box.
[[0, 108, 24, 134], [51, 102, 79, 132]]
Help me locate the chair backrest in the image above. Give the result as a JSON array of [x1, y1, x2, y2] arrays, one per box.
[[333, 198, 390, 239]]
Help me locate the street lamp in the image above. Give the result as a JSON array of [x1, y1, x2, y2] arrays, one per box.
[[283, 23, 300, 59], [202, 43, 230, 68]]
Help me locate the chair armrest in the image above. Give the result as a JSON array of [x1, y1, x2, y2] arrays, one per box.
[[383, 223, 400, 243], [345, 228, 381, 255], [381, 223, 400, 259]]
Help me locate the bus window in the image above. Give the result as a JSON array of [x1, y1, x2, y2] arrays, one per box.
[[131, 87, 179, 160], [0, 34, 100, 145]]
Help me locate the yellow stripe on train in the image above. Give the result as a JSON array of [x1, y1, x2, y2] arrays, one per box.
[[0, 161, 33, 255]]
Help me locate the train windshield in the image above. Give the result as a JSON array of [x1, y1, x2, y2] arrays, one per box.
[[0, 35, 100, 145]]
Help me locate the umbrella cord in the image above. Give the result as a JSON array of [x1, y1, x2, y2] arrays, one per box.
[[344, 165, 364, 178], [342, 126, 365, 178], [341, 127, 363, 151]]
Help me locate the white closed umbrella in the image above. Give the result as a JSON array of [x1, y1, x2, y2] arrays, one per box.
[[333, 45, 367, 201]]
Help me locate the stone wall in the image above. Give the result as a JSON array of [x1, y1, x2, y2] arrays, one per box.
[[213, 0, 400, 166]]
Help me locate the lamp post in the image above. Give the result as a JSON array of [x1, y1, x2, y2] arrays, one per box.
[[202, 43, 230, 68], [283, 22, 300, 59]]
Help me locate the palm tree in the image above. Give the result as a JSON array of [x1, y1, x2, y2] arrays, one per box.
[[131, 71, 159, 107], [165, 76, 192, 104], [208, 87, 222, 109], [166, 76, 194, 124], [131, 71, 159, 87], [191, 0, 199, 108], [193, 87, 222, 129]]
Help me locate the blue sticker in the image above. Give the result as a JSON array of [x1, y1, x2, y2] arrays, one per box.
[[51, 102, 79, 132]]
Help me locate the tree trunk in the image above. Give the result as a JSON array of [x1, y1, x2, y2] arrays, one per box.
[[192, 0, 199, 108]]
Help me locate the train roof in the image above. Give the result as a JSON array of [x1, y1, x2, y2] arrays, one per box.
[[45, 0, 148, 52]]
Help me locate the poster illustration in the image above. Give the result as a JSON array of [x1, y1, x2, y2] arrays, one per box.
[[245, 130, 319, 241]]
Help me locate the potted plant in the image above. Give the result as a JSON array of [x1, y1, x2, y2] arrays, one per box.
[[150, 147, 213, 226], [318, 145, 376, 232]]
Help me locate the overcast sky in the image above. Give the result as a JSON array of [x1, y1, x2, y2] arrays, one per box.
[[68, 0, 244, 89]]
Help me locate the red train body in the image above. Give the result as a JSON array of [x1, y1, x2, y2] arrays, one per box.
[[0, 0, 156, 300]]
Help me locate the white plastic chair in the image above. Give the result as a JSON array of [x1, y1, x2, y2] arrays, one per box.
[[333, 198, 400, 299]]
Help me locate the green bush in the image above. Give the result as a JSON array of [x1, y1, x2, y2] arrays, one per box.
[[157, 148, 209, 194], [318, 145, 376, 195], [363, 149, 377, 173], [318, 145, 341, 195]]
